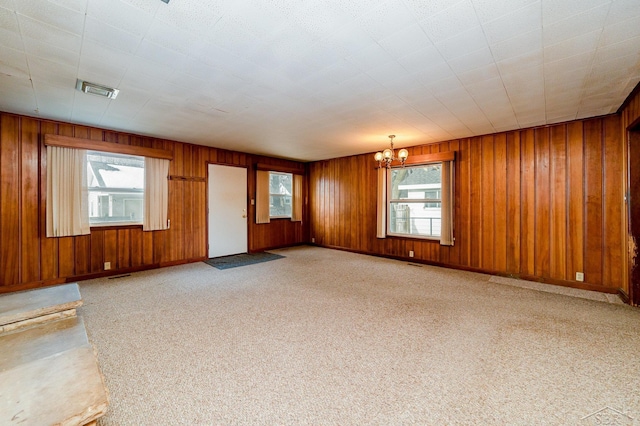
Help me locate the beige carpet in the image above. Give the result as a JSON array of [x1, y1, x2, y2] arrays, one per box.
[[78, 246, 640, 425]]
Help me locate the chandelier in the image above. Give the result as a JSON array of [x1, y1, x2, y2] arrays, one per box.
[[374, 135, 408, 168]]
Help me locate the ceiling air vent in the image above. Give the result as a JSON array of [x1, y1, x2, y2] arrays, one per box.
[[76, 79, 119, 99]]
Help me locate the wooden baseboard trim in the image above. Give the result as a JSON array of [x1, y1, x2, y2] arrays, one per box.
[[249, 242, 307, 254], [0, 257, 208, 294], [159, 257, 207, 267], [0, 278, 66, 295], [314, 243, 621, 295]]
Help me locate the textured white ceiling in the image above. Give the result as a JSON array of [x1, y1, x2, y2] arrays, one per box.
[[0, 0, 639, 161]]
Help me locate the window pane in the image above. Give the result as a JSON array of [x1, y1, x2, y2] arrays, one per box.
[[269, 172, 292, 217], [390, 164, 441, 200], [389, 202, 442, 237], [389, 164, 442, 237], [87, 151, 144, 224]]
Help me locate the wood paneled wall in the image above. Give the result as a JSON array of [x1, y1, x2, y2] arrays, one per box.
[[309, 115, 626, 292], [0, 112, 307, 293]]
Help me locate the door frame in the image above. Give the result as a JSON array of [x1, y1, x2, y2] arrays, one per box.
[[205, 161, 250, 258], [626, 119, 640, 306]]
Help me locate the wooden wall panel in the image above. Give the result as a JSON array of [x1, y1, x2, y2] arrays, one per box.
[[566, 122, 584, 282], [143, 232, 154, 265], [168, 180, 184, 262], [104, 230, 117, 270], [0, 112, 307, 293], [74, 235, 91, 276], [117, 229, 131, 269], [603, 116, 623, 289], [534, 127, 551, 278], [469, 137, 482, 269], [505, 132, 521, 274], [21, 118, 40, 283], [183, 181, 195, 260], [130, 228, 143, 268], [584, 119, 604, 285], [90, 231, 104, 273], [493, 134, 508, 273], [0, 114, 20, 286], [549, 125, 567, 280], [457, 139, 471, 267], [520, 129, 536, 276], [39, 121, 58, 281], [481, 136, 495, 271], [308, 115, 627, 292]]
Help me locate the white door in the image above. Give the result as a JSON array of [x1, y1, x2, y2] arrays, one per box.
[[208, 164, 248, 258]]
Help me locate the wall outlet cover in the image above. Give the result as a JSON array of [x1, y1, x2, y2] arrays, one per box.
[[576, 272, 584, 282], [409, 250, 414, 257], [104, 262, 111, 270]]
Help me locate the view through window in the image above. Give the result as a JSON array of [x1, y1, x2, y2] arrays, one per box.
[[87, 151, 144, 225], [269, 172, 292, 218], [388, 163, 442, 238]]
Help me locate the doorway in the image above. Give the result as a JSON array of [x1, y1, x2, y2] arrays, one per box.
[[207, 164, 248, 258], [629, 127, 640, 305]]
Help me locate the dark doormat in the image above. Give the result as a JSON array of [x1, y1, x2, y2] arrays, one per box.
[[204, 252, 285, 270]]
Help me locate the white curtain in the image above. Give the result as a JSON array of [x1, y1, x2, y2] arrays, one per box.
[[376, 167, 387, 239], [256, 170, 270, 224], [291, 174, 303, 222], [46, 146, 90, 237], [440, 161, 454, 246], [143, 157, 169, 231]]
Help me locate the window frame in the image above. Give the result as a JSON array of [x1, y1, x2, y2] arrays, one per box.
[[87, 150, 145, 228], [386, 163, 444, 241], [268, 171, 293, 219]]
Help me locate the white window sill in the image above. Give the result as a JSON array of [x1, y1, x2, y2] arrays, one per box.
[[90, 222, 142, 228], [387, 232, 441, 241]]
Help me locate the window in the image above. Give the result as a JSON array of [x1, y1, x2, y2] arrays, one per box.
[[388, 163, 442, 238], [269, 172, 292, 218], [87, 151, 144, 225]]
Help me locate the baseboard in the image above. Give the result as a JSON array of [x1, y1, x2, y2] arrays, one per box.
[[249, 242, 308, 254], [0, 257, 208, 294], [0, 278, 66, 295], [314, 243, 621, 295], [159, 257, 207, 267]]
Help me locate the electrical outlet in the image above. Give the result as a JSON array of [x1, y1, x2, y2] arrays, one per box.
[[576, 272, 584, 282], [104, 262, 111, 270], [311, 237, 315, 243], [409, 250, 414, 258]]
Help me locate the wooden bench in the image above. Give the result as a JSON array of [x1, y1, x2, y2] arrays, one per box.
[[0, 284, 108, 425]]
